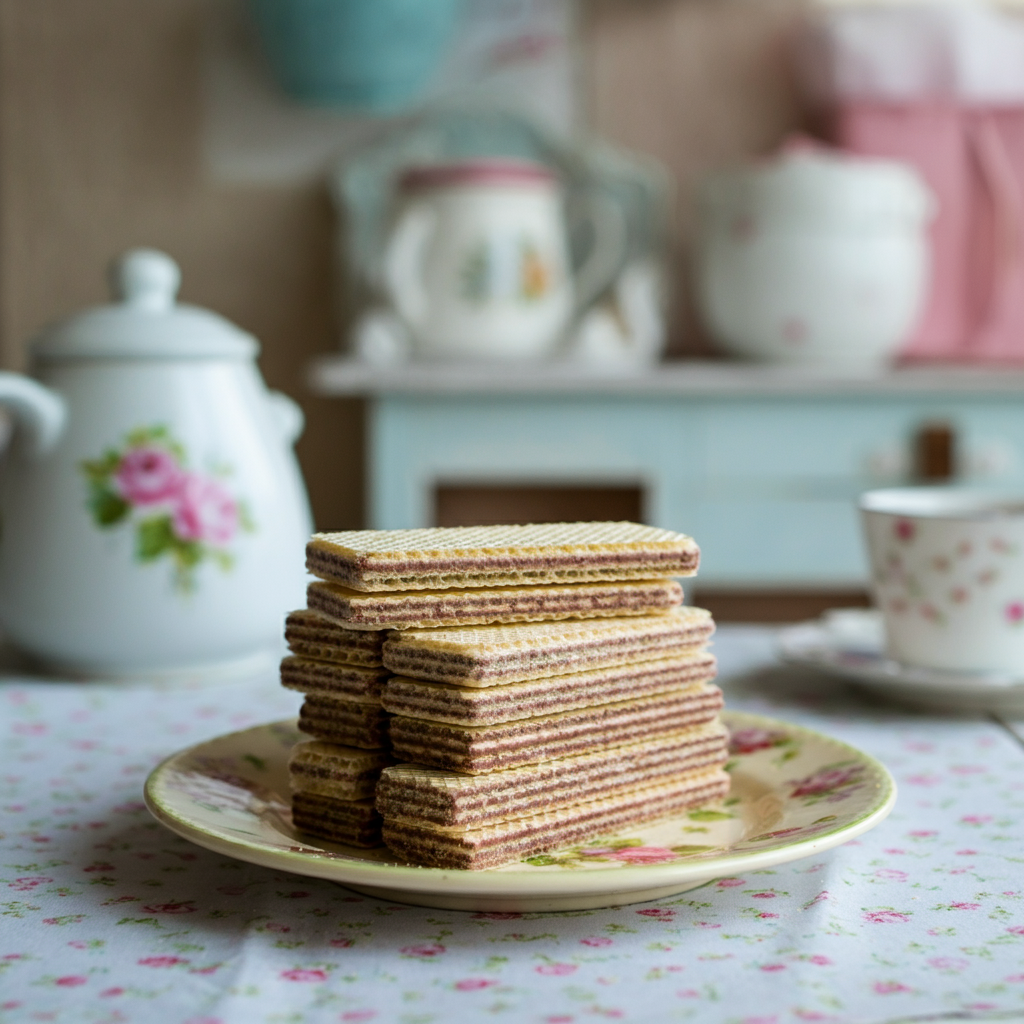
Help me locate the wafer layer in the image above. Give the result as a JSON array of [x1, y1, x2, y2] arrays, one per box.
[[288, 740, 393, 801], [377, 721, 728, 827], [297, 695, 390, 749], [285, 609, 385, 667], [382, 769, 731, 869], [307, 522, 699, 592], [382, 651, 716, 725], [388, 683, 723, 772], [307, 577, 683, 630], [280, 656, 391, 703], [382, 607, 713, 686], [292, 791, 382, 848]]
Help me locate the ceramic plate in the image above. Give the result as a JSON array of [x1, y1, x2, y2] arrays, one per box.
[[144, 711, 895, 912], [779, 610, 1024, 714]]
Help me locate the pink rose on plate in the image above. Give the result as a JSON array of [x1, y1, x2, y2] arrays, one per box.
[[115, 446, 184, 505], [728, 728, 788, 755], [611, 846, 677, 865], [172, 474, 239, 545]]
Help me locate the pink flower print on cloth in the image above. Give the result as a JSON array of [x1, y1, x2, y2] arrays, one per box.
[[81, 424, 253, 592]]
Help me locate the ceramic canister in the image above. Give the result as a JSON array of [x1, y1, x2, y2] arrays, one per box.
[[383, 160, 574, 360], [861, 487, 1024, 674], [695, 142, 934, 369]]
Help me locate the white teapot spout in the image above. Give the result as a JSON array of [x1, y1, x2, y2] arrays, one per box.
[[0, 373, 66, 458]]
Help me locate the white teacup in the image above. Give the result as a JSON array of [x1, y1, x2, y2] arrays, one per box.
[[860, 488, 1024, 675]]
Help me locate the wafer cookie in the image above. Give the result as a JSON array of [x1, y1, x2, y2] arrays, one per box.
[[382, 768, 731, 869], [382, 607, 713, 686], [280, 656, 391, 703], [297, 694, 390, 749], [288, 740, 393, 801], [307, 577, 683, 630], [388, 682, 723, 772], [285, 609, 385, 667], [291, 791, 382, 848], [376, 721, 728, 827], [307, 522, 699, 592], [382, 651, 716, 726]]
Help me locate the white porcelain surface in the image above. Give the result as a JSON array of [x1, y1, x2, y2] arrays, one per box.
[[779, 608, 1024, 713], [0, 250, 312, 678], [144, 711, 896, 913], [861, 488, 1024, 675], [383, 170, 574, 360], [695, 148, 933, 369]]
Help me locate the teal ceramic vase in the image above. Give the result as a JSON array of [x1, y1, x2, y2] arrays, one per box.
[[248, 0, 463, 111]]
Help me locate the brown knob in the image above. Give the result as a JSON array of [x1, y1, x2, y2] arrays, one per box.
[[915, 421, 956, 481]]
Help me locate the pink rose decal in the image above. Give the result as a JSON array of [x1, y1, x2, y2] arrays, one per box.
[[790, 763, 864, 802], [728, 728, 790, 755], [81, 425, 253, 592], [172, 476, 239, 545], [115, 446, 184, 504], [611, 846, 677, 865], [1006, 602, 1024, 624]]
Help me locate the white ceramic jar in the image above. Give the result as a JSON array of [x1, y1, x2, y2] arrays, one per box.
[[383, 160, 576, 361], [695, 145, 934, 369], [0, 250, 313, 679]]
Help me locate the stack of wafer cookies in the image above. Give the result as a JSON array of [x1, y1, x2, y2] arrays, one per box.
[[282, 522, 730, 866]]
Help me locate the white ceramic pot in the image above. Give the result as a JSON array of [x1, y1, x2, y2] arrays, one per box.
[[383, 160, 622, 361], [695, 146, 934, 369], [861, 488, 1024, 674], [0, 250, 313, 679]]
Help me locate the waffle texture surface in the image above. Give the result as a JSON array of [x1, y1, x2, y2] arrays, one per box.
[[381, 607, 713, 685], [306, 522, 699, 591], [306, 578, 683, 630]]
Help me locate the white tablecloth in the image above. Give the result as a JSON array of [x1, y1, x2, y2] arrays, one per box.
[[3, 628, 1024, 1024]]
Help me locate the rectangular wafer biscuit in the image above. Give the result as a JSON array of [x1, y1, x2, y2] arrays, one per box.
[[376, 721, 728, 827], [307, 577, 683, 630], [297, 694, 390, 749], [280, 656, 391, 703], [288, 740, 394, 801], [292, 791, 383, 848], [381, 607, 713, 686], [382, 651, 716, 726], [307, 522, 699, 592], [285, 609, 385, 667], [382, 769, 731, 869], [388, 682, 724, 772]]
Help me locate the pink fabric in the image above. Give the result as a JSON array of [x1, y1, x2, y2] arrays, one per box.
[[835, 101, 1024, 362]]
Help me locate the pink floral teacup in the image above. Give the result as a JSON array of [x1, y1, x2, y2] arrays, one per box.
[[861, 488, 1024, 674]]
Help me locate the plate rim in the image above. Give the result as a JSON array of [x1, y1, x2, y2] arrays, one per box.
[[144, 710, 897, 898]]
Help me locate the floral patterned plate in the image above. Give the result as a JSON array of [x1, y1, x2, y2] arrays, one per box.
[[145, 711, 895, 912], [779, 610, 1024, 713]]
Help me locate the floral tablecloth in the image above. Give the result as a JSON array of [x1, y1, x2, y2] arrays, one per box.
[[2, 628, 1024, 1024]]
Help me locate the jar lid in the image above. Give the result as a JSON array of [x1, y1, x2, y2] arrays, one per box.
[[698, 140, 934, 229], [30, 250, 259, 361], [398, 159, 556, 192]]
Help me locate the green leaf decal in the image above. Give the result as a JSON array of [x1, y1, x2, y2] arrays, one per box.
[[687, 809, 733, 822], [89, 488, 130, 526], [136, 516, 175, 561]]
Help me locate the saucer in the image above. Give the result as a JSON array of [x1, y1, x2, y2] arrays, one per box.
[[144, 711, 895, 913], [778, 609, 1024, 713]]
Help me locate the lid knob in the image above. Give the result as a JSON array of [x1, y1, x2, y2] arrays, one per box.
[[110, 249, 181, 312]]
